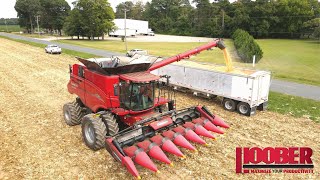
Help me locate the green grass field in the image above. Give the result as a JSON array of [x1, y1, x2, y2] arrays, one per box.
[[268, 91, 320, 122], [255, 39, 320, 86], [56, 38, 320, 86], [0, 25, 21, 32]]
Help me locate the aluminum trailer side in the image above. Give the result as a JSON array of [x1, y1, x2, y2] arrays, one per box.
[[152, 63, 271, 116]]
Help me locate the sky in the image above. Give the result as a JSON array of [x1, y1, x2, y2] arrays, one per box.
[[0, 0, 148, 18]]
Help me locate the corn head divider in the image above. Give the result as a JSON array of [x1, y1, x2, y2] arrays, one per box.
[[106, 106, 229, 178], [64, 39, 230, 179]]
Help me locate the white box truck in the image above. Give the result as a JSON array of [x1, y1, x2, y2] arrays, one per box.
[[109, 28, 136, 37], [113, 19, 152, 35], [151, 61, 271, 116]]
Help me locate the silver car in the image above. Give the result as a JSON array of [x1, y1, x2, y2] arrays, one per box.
[[126, 49, 148, 57], [45, 44, 62, 54]]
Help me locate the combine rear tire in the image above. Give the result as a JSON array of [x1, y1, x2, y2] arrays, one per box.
[[63, 101, 84, 126], [81, 114, 107, 151], [222, 98, 236, 112]]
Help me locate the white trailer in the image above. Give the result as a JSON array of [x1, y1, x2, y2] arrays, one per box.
[[151, 61, 271, 116], [113, 19, 150, 35], [109, 29, 136, 37]]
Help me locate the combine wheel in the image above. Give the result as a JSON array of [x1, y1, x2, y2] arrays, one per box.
[[222, 98, 236, 112], [101, 112, 119, 136], [81, 114, 107, 150], [63, 101, 85, 126]]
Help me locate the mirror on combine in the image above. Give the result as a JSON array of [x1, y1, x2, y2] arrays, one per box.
[[120, 81, 155, 111]]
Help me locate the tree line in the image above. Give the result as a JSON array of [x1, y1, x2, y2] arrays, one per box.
[[116, 0, 320, 39], [0, 18, 19, 25], [15, 0, 70, 35], [14, 0, 114, 38], [14, 0, 320, 39]]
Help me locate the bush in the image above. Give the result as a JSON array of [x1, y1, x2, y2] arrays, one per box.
[[232, 29, 263, 63]]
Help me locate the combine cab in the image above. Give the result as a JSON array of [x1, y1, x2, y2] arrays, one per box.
[[63, 39, 230, 178]]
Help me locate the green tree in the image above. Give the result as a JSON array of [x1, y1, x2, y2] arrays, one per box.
[[143, 0, 193, 35], [67, 0, 115, 40], [115, 1, 134, 19], [303, 18, 320, 39], [14, 0, 41, 33], [40, 0, 70, 35], [63, 8, 85, 39]]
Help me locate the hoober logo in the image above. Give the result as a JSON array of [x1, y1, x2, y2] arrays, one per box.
[[236, 147, 314, 174]]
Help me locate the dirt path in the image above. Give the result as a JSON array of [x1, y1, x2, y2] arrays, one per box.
[[0, 38, 319, 180]]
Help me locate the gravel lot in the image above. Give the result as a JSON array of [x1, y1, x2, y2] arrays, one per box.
[[0, 38, 319, 180]]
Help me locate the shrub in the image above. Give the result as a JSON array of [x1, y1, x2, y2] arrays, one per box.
[[232, 29, 263, 63]]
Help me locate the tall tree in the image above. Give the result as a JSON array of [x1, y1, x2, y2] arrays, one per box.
[[115, 1, 134, 19], [65, 0, 115, 40], [40, 0, 70, 35], [143, 0, 193, 34], [63, 8, 85, 39], [15, 0, 41, 33]]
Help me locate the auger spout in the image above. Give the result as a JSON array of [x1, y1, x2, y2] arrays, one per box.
[[148, 39, 225, 71]]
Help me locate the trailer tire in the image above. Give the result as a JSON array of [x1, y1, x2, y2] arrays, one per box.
[[101, 112, 119, 136], [81, 114, 107, 151], [63, 101, 84, 126], [237, 102, 251, 116], [222, 98, 236, 111]]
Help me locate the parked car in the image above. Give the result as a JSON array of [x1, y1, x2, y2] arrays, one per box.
[[126, 49, 148, 57], [148, 31, 155, 36], [45, 44, 62, 54]]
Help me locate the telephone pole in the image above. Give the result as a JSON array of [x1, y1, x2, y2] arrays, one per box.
[[5, 19, 8, 32], [124, 7, 128, 51], [221, 9, 225, 37], [36, 15, 40, 37]]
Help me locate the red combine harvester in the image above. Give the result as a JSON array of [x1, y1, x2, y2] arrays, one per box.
[[63, 39, 230, 179]]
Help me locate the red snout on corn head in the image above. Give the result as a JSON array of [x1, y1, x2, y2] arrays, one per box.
[[105, 106, 229, 178]]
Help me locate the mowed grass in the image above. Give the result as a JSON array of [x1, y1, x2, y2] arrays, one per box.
[[0, 25, 21, 32], [255, 39, 320, 86], [56, 39, 237, 65], [57, 38, 320, 86], [268, 91, 320, 122]]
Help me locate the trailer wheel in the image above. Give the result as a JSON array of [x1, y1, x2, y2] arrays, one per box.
[[222, 98, 236, 111], [63, 101, 84, 126], [237, 102, 250, 116], [101, 112, 119, 136], [81, 114, 107, 151]]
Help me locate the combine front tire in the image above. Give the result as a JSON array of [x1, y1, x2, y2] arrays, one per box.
[[101, 112, 119, 136], [81, 114, 107, 151], [63, 101, 84, 126]]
